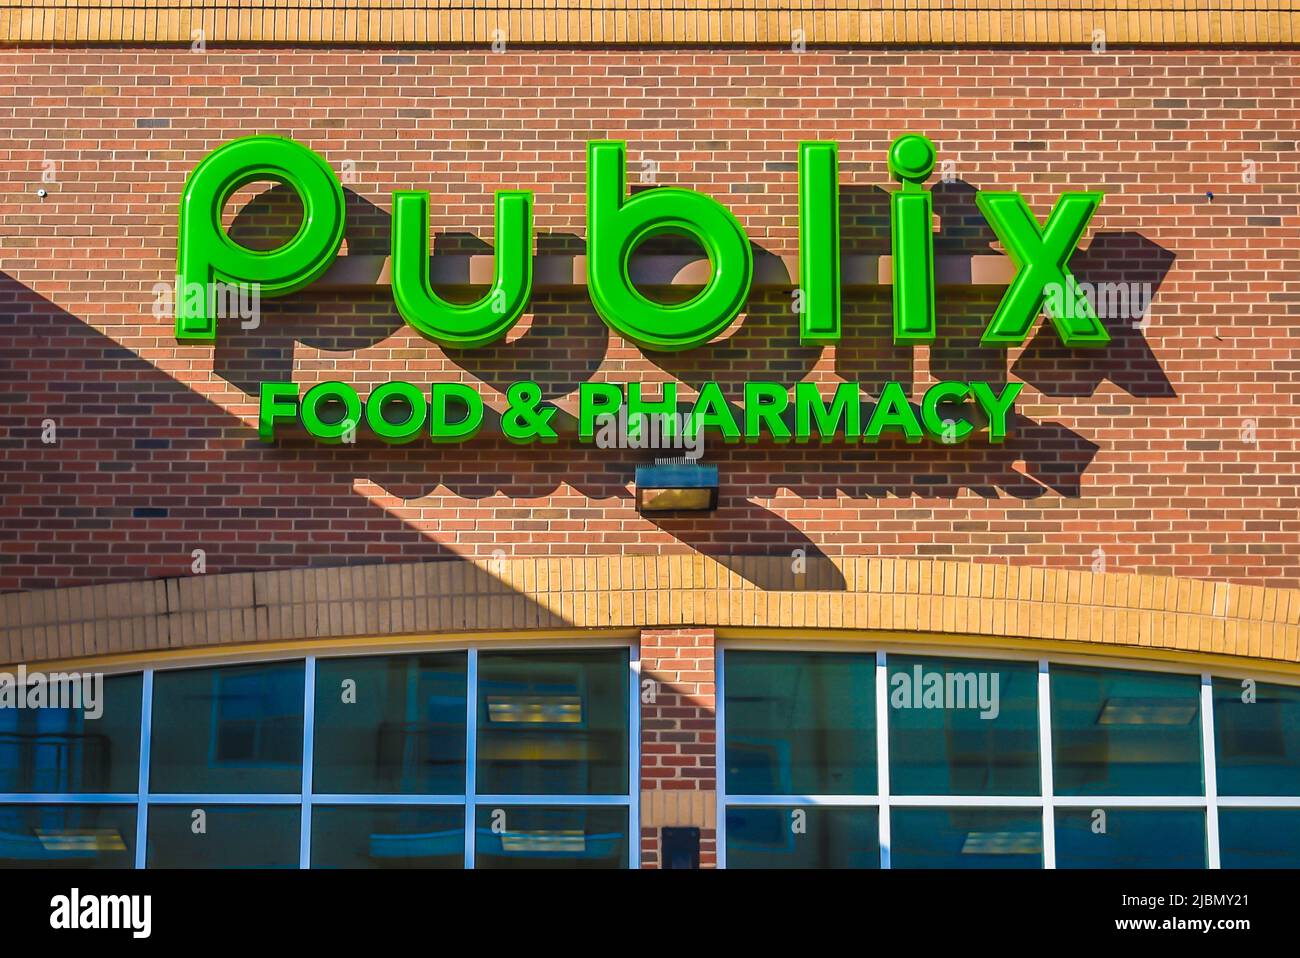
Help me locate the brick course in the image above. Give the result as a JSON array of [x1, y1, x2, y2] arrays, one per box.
[[1, 49, 1299, 592], [640, 626, 717, 868]]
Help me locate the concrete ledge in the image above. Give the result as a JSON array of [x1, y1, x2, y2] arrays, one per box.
[[2, 556, 1299, 670]]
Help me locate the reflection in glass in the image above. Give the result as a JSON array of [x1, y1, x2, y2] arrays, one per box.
[[150, 661, 304, 794], [888, 655, 1038, 796], [476, 650, 628, 795], [1218, 808, 1300, 868], [311, 805, 463, 868], [726, 805, 879, 868], [146, 804, 299, 868], [0, 673, 141, 793], [890, 807, 1043, 868], [474, 805, 627, 868], [0, 804, 135, 868], [1055, 807, 1205, 868], [1051, 666, 1202, 796], [1214, 678, 1300, 796], [725, 651, 875, 795], [313, 653, 466, 794]]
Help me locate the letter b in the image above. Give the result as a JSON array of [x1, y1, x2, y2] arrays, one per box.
[[586, 141, 752, 351], [176, 135, 345, 341]]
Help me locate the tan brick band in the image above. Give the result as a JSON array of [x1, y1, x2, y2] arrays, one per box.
[[2, 556, 1299, 671], [641, 790, 717, 829], [0, 2, 1295, 47]]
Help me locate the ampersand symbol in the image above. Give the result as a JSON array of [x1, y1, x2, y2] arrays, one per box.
[[501, 380, 557, 442]]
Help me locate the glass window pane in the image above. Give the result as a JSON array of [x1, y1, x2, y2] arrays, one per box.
[[0, 673, 141, 794], [888, 655, 1038, 796], [311, 805, 463, 869], [725, 805, 878, 868], [890, 807, 1043, 868], [476, 649, 628, 796], [313, 653, 466, 795], [1055, 807, 1205, 868], [0, 804, 135, 868], [1051, 665, 1202, 796], [725, 651, 875, 796], [150, 661, 304, 794], [1219, 809, 1300, 868], [146, 804, 299, 868], [1213, 678, 1300, 796], [474, 805, 628, 868]]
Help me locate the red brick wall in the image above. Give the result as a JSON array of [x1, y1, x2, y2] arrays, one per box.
[[2, 49, 1299, 592], [639, 627, 717, 868]]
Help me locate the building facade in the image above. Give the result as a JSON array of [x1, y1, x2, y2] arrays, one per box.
[[0, 2, 1299, 869]]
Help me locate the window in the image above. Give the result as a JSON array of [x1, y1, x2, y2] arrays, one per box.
[[724, 650, 875, 796], [150, 661, 304, 794], [888, 654, 1038, 796], [474, 805, 629, 869], [313, 652, 467, 795], [720, 648, 1300, 869], [0, 644, 635, 868], [311, 805, 464, 869], [1055, 807, 1205, 869], [725, 806, 879, 869], [476, 649, 628, 796], [1218, 809, 1300, 868], [890, 807, 1042, 869], [0, 805, 135, 869], [1213, 678, 1300, 795], [1050, 665, 1202, 796], [0, 673, 141, 794]]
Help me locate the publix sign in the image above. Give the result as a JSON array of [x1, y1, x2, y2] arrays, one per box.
[[175, 134, 1113, 446]]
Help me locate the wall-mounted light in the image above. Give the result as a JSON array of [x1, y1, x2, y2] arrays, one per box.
[[634, 461, 719, 514]]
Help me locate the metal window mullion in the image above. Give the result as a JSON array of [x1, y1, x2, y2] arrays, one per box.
[[464, 647, 478, 870], [628, 641, 641, 870], [1202, 673, 1221, 869], [299, 655, 316, 870], [716, 646, 726, 869], [875, 650, 891, 869], [1217, 796, 1300, 808], [1038, 659, 1056, 869], [309, 794, 467, 805], [134, 668, 154, 870]]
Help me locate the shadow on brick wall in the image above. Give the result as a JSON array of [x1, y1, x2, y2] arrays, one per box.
[[0, 175, 1176, 591]]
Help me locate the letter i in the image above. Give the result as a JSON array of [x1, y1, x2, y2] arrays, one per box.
[[888, 134, 938, 344], [797, 141, 841, 344]]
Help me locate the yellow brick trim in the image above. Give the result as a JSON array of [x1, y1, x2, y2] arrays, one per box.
[[3, 557, 1300, 671], [0, 3, 1295, 46], [641, 789, 716, 830]]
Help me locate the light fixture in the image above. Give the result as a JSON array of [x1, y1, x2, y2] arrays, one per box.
[[499, 830, 587, 853], [486, 695, 582, 724], [1096, 697, 1198, 726], [960, 831, 1042, 855], [634, 460, 719, 514]]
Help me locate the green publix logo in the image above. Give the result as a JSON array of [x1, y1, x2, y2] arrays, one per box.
[[175, 133, 1117, 446]]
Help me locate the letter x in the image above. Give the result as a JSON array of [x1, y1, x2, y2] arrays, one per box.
[[976, 191, 1109, 347]]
